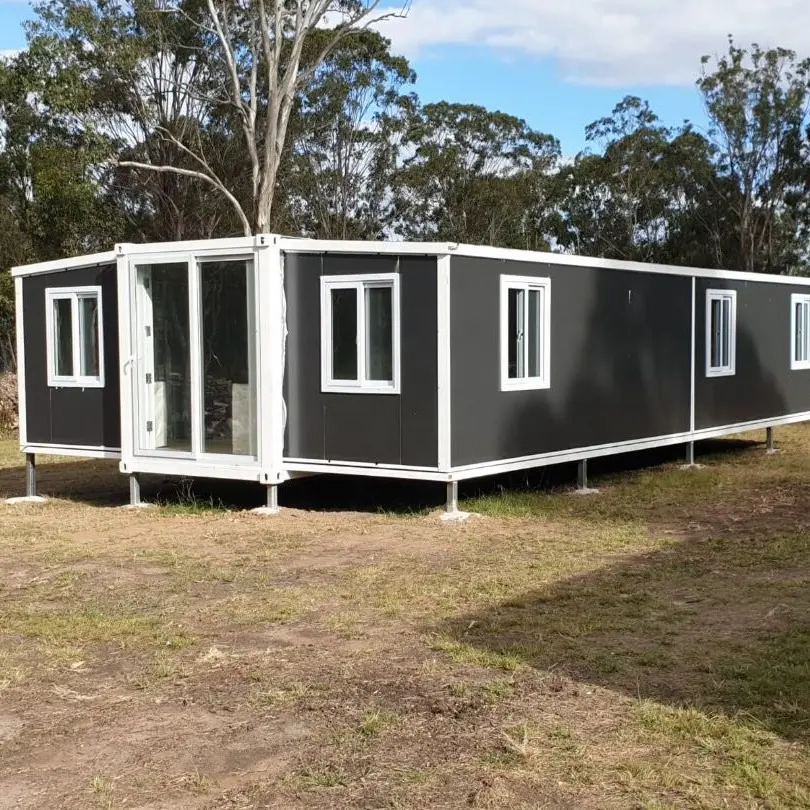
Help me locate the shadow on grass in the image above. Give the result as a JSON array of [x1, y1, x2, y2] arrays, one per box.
[[0, 437, 764, 513], [433, 530, 810, 744]]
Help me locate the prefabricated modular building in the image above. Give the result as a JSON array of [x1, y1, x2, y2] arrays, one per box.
[[11, 236, 810, 509]]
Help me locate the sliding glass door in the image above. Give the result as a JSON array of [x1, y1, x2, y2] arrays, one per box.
[[133, 256, 257, 460], [200, 259, 257, 457]]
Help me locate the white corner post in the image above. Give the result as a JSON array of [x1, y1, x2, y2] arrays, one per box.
[[249, 235, 285, 517], [116, 243, 135, 479], [25, 453, 36, 497], [437, 254, 452, 474]]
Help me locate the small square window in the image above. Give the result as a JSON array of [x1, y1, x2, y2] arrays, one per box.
[[321, 274, 400, 394], [705, 289, 736, 377], [501, 275, 551, 391], [792, 294, 810, 370], [46, 286, 104, 388]]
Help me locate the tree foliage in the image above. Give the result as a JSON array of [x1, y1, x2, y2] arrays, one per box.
[[2, 21, 810, 370]]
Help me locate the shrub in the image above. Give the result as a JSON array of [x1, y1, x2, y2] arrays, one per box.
[[0, 372, 18, 431]]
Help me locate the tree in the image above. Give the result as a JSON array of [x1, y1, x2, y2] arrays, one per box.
[[557, 96, 735, 268], [392, 102, 560, 248], [28, 0, 409, 236], [283, 28, 416, 240], [0, 52, 121, 370], [698, 38, 810, 274]]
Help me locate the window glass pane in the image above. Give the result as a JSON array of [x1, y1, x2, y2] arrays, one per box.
[[710, 298, 722, 368], [331, 288, 358, 381], [53, 297, 73, 377], [796, 302, 804, 362], [528, 288, 543, 378], [508, 287, 525, 379], [148, 263, 192, 453], [78, 295, 100, 378], [201, 260, 256, 456], [721, 297, 731, 368], [365, 285, 393, 382]]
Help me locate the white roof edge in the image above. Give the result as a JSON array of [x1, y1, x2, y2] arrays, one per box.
[[12, 250, 118, 278], [11, 237, 810, 287], [278, 237, 810, 286], [449, 242, 810, 286]]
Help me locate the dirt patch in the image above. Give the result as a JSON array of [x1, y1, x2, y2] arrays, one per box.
[[0, 430, 809, 809]]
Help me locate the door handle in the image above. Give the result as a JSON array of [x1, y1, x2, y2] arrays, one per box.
[[122, 356, 135, 375]]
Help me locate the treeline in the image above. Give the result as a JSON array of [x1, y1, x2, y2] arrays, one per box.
[[2, 1, 810, 371]]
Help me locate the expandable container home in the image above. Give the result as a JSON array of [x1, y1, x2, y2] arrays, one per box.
[[11, 236, 810, 511]]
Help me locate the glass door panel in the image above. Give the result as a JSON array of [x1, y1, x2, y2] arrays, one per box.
[[136, 262, 193, 453], [200, 259, 257, 457]]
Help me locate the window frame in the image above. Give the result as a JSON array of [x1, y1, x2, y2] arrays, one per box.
[[500, 274, 551, 392], [791, 293, 810, 371], [45, 285, 105, 389], [705, 289, 737, 378], [320, 273, 401, 395]]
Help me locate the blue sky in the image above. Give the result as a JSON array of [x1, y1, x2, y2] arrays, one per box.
[[3, 0, 810, 156]]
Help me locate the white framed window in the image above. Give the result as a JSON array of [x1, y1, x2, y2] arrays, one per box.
[[320, 273, 400, 394], [45, 286, 104, 388], [791, 294, 810, 370], [705, 289, 736, 377], [500, 275, 551, 391]]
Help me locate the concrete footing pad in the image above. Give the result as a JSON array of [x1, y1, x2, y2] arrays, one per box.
[[441, 510, 477, 523], [251, 506, 281, 516], [4, 495, 48, 505]]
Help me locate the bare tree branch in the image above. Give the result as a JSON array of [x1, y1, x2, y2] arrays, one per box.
[[118, 159, 251, 235]]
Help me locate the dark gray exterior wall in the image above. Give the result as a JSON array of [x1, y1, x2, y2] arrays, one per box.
[[694, 278, 810, 429], [283, 252, 438, 467], [450, 256, 693, 467], [22, 264, 121, 448]]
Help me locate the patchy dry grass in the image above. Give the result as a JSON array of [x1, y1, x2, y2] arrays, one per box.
[[0, 428, 808, 809]]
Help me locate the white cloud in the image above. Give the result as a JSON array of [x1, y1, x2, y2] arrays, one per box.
[[377, 0, 810, 86]]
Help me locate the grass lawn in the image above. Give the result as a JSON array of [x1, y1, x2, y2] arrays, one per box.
[[0, 428, 808, 809]]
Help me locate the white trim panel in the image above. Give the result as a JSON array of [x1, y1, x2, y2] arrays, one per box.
[[284, 460, 451, 482], [283, 412, 810, 483], [14, 277, 27, 447], [12, 251, 117, 279], [277, 237, 810, 287], [447, 412, 810, 480], [690, 277, 696, 431], [16, 236, 810, 286], [437, 255, 452, 471], [119, 457, 268, 482], [116, 236, 261, 258], [22, 444, 121, 460], [257, 240, 284, 481]]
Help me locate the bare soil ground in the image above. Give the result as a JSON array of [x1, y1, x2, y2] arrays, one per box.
[[0, 429, 808, 809]]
